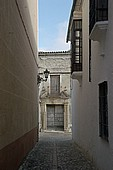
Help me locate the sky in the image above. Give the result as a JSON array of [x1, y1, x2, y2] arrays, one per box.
[[38, 0, 73, 52]]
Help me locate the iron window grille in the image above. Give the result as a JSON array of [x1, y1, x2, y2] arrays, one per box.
[[71, 19, 82, 74], [99, 81, 108, 141], [89, 0, 108, 34]]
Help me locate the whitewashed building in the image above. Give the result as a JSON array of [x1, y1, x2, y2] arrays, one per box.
[[38, 51, 72, 132], [67, 0, 113, 170]]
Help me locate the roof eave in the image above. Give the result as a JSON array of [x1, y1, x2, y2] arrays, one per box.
[[66, 0, 77, 43]]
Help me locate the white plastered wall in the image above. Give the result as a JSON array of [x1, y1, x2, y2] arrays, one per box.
[[72, 0, 113, 170]]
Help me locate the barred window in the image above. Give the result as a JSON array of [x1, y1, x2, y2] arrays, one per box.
[[99, 81, 108, 141], [71, 19, 82, 73], [89, 39, 91, 82]]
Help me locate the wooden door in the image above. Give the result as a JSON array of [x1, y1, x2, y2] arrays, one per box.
[[47, 105, 64, 131]]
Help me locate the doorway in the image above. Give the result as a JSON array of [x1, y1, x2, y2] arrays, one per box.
[[47, 104, 64, 131]]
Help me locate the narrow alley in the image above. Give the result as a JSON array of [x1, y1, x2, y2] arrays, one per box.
[[18, 132, 97, 170]]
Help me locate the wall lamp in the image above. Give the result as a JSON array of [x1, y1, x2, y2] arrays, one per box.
[[37, 69, 50, 84]]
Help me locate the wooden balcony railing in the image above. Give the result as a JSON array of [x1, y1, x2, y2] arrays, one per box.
[[71, 63, 82, 74]]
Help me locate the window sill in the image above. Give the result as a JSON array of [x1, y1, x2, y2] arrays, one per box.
[[89, 21, 108, 42], [89, 21, 108, 56], [71, 71, 82, 86], [99, 136, 109, 142]]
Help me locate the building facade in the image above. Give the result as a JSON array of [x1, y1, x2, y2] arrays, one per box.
[[38, 51, 72, 132], [0, 0, 38, 169], [67, 0, 113, 170]]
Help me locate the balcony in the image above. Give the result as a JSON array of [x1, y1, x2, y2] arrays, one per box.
[[89, 0, 108, 35], [71, 63, 82, 73], [71, 19, 82, 85], [89, 0, 108, 55]]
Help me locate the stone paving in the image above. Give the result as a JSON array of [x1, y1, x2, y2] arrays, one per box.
[[18, 132, 97, 170]]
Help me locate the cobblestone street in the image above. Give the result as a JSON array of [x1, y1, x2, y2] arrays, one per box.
[[19, 132, 97, 170]]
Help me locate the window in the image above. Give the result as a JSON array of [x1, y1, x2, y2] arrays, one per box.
[[71, 19, 82, 74], [99, 81, 108, 141], [89, 0, 108, 33], [50, 75, 60, 96], [89, 39, 91, 82]]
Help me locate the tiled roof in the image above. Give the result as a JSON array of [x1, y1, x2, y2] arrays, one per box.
[[38, 50, 71, 55]]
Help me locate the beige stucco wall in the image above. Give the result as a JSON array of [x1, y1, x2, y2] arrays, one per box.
[[17, 0, 37, 56], [71, 0, 113, 170], [0, 0, 38, 150]]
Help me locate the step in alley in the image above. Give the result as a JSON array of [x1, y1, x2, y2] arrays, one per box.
[[18, 132, 97, 170]]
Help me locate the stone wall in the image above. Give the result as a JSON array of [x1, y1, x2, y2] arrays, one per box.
[[38, 51, 72, 132]]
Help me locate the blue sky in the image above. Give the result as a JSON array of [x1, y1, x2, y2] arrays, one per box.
[[38, 0, 73, 51]]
